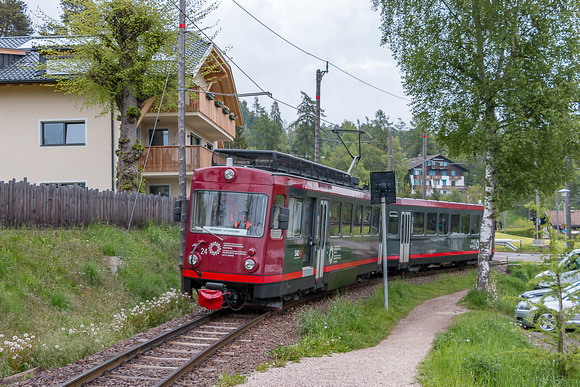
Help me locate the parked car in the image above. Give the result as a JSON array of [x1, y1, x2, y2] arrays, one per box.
[[515, 280, 580, 331], [535, 249, 580, 288]]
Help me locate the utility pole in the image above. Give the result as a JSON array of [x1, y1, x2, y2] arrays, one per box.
[[566, 181, 572, 245], [388, 126, 393, 171], [422, 131, 427, 199], [315, 63, 328, 163], [178, 0, 186, 265]]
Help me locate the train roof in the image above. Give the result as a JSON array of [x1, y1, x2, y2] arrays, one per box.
[[212, 149, 360, 189]]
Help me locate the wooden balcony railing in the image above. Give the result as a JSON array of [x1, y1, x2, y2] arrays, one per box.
[[139, 145, 214, 173]]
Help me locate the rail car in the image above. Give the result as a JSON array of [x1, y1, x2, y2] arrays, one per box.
[[178, 149, 490, 310]]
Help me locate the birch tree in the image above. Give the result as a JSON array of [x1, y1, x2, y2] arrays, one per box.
[[372, 0, 580, 289]]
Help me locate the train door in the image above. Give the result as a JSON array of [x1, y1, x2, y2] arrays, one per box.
[[315, 200, 329, 288], [400, 211, 412, 266], [302, 197, 316, 273]]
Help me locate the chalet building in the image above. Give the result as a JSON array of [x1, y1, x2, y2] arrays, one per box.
[[0, 35, 242, 197], [408, 154, 468, 195], [545, 209, 580, 235]]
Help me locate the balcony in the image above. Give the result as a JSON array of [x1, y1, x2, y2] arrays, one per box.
[[142, 94, 237, 142], [139, 145, 214, 173]]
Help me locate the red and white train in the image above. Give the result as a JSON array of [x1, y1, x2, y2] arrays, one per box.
[[178, 150, 489, 309]]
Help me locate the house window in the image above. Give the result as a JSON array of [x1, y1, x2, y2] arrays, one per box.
[[206, 142, 214, 151], [189, 132, 201, 146], [442, 171, 447, 176], [442, 180, 447, 186], [429, 170, 436, 176], [414, 170, 421, 175], [149, 129, 169, 146], [451, 171, 456, 176], [41, 121, 85, 146], [149, 185, 170, 196]]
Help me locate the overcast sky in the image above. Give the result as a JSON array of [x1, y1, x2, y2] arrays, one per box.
[[24, 0, 413, 128]]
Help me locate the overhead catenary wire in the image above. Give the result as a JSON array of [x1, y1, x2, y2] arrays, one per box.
[[171, 1, 346, 130], [230, 0, 410, 102]]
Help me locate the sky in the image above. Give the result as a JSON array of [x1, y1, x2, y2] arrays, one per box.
[[24, 0, 413, 128]]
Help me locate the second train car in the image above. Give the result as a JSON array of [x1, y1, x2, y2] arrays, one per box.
[[179, 149, 489, 309]]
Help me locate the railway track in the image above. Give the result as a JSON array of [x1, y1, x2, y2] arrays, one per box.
[[59, 264, 474, 386], [61, 309, 274, 386]]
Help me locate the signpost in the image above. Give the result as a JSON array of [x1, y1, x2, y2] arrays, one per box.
[[370, 172, 396, 310]]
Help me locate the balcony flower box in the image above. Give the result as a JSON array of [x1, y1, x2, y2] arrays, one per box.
[[222, 107, 230, 114], [229, 113, 236, 120], [214, 100, 223, 108], [205, 92, 215, 100]]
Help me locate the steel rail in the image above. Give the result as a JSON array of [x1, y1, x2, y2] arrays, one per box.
[[60, 309, 227, 387], [154, 310, 275, 386]]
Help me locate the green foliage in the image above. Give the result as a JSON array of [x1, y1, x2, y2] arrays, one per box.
[[419, 311, 580, 386], [50, 292, 72, 310], [0, 223, 189, 378], [290, 92, 317, 159], [0, 0, 33, 36], [40, 0, 216, 193], [373, 0, 580, 211], [216, 372, 247, 386], [270, 272, 475, 363]]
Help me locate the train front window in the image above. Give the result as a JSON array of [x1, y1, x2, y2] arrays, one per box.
[[191, 191, 268, 237]]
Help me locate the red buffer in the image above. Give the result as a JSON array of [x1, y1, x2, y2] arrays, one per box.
[[198, 289, 223, 310]]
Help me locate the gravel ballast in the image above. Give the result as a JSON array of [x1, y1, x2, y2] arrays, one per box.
[[11, 274, 472, 386]]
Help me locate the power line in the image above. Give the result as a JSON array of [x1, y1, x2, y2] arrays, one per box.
[[230, 0, 411, 102], [172, 0, 348, 129]]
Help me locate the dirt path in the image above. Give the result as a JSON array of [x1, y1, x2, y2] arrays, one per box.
[[241, 290, 469, 387]]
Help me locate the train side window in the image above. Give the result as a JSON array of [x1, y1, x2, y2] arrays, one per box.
[[353, 205, 363, 236], [270, 194, 286, 239], [287, 197, 303, 238], [450, 214, 460, 234], [388, 211, 399, 236], [426, 213, 437, 235], [341, 203, 353, 236], [413, 212, 425, 235], [439, 213, 449, 235], [470, 215, 481, 234], [371, 207, 381, 236], [329, 201, 341, 237], [460, 214, 470, 234], [362, 206, 372, 236]]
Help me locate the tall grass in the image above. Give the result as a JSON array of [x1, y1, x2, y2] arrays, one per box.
[[418, 262, 580, 386], [270, 272, 476, 362], [0, 223, 193, 377]]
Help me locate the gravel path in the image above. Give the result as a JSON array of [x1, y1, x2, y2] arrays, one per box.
[[241, 290, 469, 387]]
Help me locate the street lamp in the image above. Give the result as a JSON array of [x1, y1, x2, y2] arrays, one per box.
[[558, 188, 571, 247]]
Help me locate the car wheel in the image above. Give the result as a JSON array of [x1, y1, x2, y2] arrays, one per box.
[[537, 313, 557, 332]]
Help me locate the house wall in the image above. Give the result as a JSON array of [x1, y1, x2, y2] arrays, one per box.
[[0, 85, 119, 190]]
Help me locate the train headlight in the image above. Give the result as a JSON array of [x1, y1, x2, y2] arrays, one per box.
[[224, 168, 236, 181], [243, 258, 257, 272], [188, 252, 201, 267]]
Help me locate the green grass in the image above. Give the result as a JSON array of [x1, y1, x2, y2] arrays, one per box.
[[494, 231, 567, 253], [418, 265, 580, 386], [268, 262, 580, 386], [270, 272, 477, 363], [0, 222, 193, 377]]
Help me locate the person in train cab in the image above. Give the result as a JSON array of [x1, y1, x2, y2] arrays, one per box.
[[234, 211, 252, 230]]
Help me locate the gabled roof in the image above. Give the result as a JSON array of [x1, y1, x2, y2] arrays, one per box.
[[0, 36, 54, 83], [0, 35, 213, 85], [408, 154, 469, 172]]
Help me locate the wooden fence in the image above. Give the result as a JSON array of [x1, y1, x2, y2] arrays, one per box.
[[0, 179, 177, 228]]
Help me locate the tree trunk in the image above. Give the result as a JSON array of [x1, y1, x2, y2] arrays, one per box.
[[476, 152, 495, 290], [115, 91, 144, 193]]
